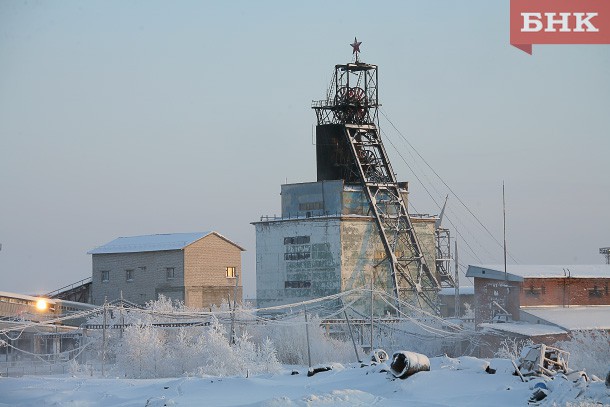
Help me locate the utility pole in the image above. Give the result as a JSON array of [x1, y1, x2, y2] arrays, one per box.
[[454, 240, 460, 318], [304, 306, 312, 369], [230, 272, 238, 345], [102, 303, 107, 376], [370, 278, 374, 352], [503, 182, 507, 281]]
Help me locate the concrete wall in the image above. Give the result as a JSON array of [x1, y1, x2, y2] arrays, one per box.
[[183, 234, 243, 309], [255, 218, 342, 308], [412, 218, 438, 277], [91, 250, 184, 305], [281, 180, 343, 218], [339, 218, 397, 315]]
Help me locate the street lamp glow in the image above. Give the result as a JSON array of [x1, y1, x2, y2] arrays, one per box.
[[36, 299, 48, 311]]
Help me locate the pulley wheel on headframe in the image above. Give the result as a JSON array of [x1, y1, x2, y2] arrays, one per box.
[[334, 86, 368, 124]]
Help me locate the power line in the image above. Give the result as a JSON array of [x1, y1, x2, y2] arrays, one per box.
[[382, 129, 484, 263], [380, 109, 519, 264]]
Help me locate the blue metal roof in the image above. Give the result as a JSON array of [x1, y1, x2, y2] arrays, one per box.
[[88, 232, 213, 254]]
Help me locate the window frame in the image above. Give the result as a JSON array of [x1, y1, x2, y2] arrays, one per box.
[[101, 270, 109, 283], [226, 266, 237, 278], [126, 269, 134, 282], [166, 267, 175, 281]]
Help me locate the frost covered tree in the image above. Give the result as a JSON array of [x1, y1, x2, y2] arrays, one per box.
[[81, 297, 282, 378], [555, 330, 610, 378], [494, 337, 533, 360]]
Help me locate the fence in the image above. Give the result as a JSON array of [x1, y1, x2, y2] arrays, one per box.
[[0, 360, 103, 377]]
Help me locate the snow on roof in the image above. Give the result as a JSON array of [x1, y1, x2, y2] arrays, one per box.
[[439, 286, 474, 296], [479, 322, 567, 337], [466, 264, 610, 282], [0, 290, 57, 305], [88, 231, 237, 254], [520, 306, 610, 331]]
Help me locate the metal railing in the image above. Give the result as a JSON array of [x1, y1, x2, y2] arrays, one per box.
[[44, 277, 92, 298], [0, 360, 104, 377]]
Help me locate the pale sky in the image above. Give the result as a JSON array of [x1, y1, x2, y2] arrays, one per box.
[[1, 1, 609, 298]]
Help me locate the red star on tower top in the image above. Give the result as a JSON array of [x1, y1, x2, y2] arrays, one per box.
[[350, 37, 362, 60]]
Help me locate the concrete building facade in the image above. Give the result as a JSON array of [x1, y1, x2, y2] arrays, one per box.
[[254, 180, 439, 311], [89, 232, 244, 309]]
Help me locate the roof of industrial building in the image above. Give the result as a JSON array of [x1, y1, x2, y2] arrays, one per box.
[[88, 231, 245, 254], [520, 306, 610, 331], [466, 264, 610, 282], [479, 322, 567, 337]]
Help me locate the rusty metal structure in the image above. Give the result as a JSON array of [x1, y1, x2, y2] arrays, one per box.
[[311, 40, 442, 312]]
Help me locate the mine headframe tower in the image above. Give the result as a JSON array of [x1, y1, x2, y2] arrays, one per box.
[[312, 43, 441, 313]]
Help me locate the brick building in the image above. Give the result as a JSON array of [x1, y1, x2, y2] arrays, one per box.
[[89, 232, 245, 308], [466, 264, 610, 326], [466, 265, 610, 356]]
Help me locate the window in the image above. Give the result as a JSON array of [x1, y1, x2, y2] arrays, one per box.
[[126, 269, 134, 282], [226, 267, 236, 278], [285, 280, 311, 289], [166, 267, 175, 280], [101, 271, 109, 282], [284, 236, 310, 245], [589, 286, 603, 297], [298, 202, 323, 211]]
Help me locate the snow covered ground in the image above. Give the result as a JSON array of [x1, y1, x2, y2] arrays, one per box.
[[0, 357, 607, 406]]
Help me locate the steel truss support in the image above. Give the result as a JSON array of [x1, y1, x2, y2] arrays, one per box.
[[435, 228, 455, 288], [342, 124, 441, 313]]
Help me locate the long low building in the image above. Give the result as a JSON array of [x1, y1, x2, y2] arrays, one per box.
[[466, 265, 610, 356], [0, 290, 97, 362], [466, 264, 610, 326]]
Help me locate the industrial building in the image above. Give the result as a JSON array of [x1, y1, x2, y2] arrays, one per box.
[[466, 264, 610, 355], [0, 291, 96, 363], [254, 42, 454, 314], [89, 231, 245, 308], [466, 264, 610, 326]]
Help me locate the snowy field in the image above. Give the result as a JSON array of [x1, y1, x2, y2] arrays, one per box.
[[1, 357, 608, 407]]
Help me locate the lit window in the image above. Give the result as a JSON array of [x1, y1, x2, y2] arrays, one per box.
[[101, 271, 109, 282], [166, 267, 175, 280], [126, 269, 134, 282], [226, 267, 236, 278]]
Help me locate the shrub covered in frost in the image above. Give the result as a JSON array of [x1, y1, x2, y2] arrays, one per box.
[[555, 330, 610, 378], [494, 337, 533, 360], [83, 297, 282, 378], [249, 315, 359, 365]]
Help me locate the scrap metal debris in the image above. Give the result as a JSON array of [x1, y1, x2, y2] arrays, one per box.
[[516, 344, 570, 378]]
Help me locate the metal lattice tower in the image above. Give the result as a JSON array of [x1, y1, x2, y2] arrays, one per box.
[[601, 247, 610, 264], [312, 40, 441, 313]]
